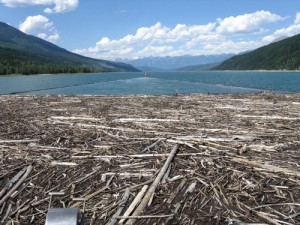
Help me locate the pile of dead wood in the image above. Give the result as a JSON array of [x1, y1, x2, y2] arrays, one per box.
[[0, 94, 299, 224]]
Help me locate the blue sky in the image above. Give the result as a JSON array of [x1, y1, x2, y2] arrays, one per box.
[[0, 0, 300, 60]]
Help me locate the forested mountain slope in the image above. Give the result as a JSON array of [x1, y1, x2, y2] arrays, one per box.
[[214, 34, 300, 70], [0, 22, 139, 75]]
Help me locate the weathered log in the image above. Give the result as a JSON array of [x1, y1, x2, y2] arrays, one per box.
[[129, 144, 179, 224], [231, 157, 300, 178], [106, 188, 130, 225], [0, 165, 33, 206], [119, 185, 148, 224]]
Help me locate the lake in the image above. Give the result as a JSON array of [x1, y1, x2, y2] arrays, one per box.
[[0, 71, 299, 95]]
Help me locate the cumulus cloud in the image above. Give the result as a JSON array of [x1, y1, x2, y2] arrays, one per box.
[[19, 15, 60, 43], [0, 0, 78, 13], [262, 12, 300, 42], [74, 22, 218, 59], [202, 40, 263, 55], [295, 12, 300, 24], [74, 11, 289, 60], [216, 11, 284, 34]]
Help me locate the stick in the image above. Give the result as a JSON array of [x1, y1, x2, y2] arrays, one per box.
[[0, 139, 38, 143], [107, 188, 130, 225], [167, 178, 187, 204], [119, 185, 148, 224], [71, 175, 114, 208], [231, 157, 300, 178], [0, 165, 33, 206], [50, 161, 78, 166], [114, 214, 174, 219], [252, 203, 300, 210], [72, 152, 207, 160], [239, 201, 282, 225], [115, 118, 182, 122], [129, 144, 179, 224], [71, 186, 107, 208], [142, 138, 165, 152], [51, 116, 102, 122], [0, 169, 26, 199]]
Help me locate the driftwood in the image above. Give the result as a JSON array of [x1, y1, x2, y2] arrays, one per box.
[[0, 94, 300, 224], [129, 144, 179, 224], [231, 157, 300, 178], [0, 139, 38, 143], [0, 165, 32, 206], [107, 188, 130, 225], [119, 185, 148, 224], [114, 214, 174, 219]]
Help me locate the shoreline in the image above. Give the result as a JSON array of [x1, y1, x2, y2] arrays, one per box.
[[1, 69, 300, 77]]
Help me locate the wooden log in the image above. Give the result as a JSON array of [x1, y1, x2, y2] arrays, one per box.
[[129, 144, 179, 224], [115, 118, 182, 122], [231, 157, 300, 178], [0, 165, 33, 206], [167, 178, 187, 204], [0, 169, 26, 199], [115, 214, 174, 219], [119, 185, 148, 224], [71, 186, 107, 208], [142, 138, 165, 152], [238, 201, 282, 225], [50, 161, 78, 166], [51, 116, 103, 122], [106, 188, 130, 225], [71, 174, 114, 208], [80, 152, 208, 160], [0, 139, 38, 143], [1, 203, 11, 223]]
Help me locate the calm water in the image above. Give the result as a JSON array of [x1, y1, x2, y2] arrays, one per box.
[[0, 71, 299, 95]]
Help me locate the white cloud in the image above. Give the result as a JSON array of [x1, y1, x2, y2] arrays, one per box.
[[262, 12, 300, 42], [203, 40, 263, 55], [19, 15, 60, 43], [38, 32, 60, 42], [216, 11, 284, 34], [74, 11, 291, 60], [19, 15, 52, 33], [0, 0, 78, 13], [74, 22, 218, 59], [44, 0, 78, 14], [295, 12, 300, 24], [138, 45, 174, 56]]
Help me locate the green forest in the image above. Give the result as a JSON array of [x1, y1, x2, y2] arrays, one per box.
[[0, 48, 99, 75], [214, 33, 300, 71], [0, 22, 139, 75]]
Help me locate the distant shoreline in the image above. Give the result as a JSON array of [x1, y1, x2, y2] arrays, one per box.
[[1, 70, 300, 77], [211, 70, 300, 72]]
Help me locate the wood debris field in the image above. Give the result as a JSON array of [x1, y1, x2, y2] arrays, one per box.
[[0, 93, 299, 225]]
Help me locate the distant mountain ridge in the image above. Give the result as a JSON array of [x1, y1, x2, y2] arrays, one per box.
[[120, 54, 234, 71], [176, 62, 222, 71], [0, 22, 139, 75], [214, 33, 300, 71]]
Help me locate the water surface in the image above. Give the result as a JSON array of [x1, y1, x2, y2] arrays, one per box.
[[0, 71, 299, 95]]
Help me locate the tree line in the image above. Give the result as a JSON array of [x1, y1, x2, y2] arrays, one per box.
[[0, 49, 94, 75]]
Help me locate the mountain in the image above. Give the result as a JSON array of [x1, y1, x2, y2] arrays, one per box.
[[176, 62, 222, 71], [214, 33, 300, 71], [0, 22, 139, 75], [120, 54, 234, 71]]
